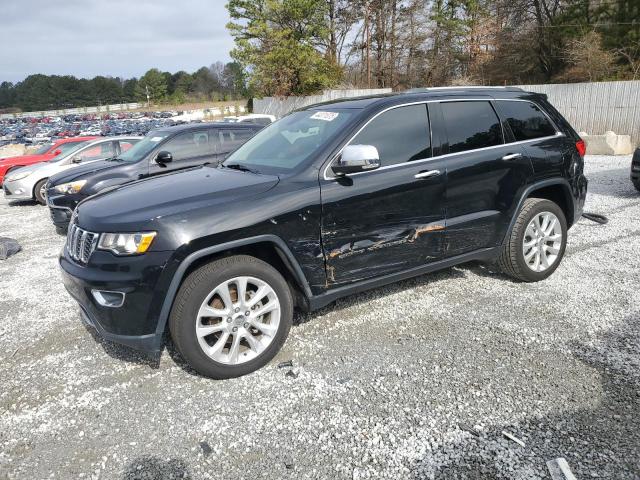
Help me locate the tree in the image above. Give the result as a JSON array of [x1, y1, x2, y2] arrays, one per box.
[[558, 31, 616, 82], [227, 0, 342, 96], [135, 68, 168, 103]]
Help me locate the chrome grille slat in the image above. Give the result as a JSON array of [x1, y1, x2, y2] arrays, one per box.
[[66, 223, 99, 265]]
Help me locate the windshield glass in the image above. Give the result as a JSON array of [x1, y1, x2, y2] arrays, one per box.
[[116, 131, 170, 162], [223, 110, 353, 174], [47, 141, 89, 162], [35, 143, 54, 155]]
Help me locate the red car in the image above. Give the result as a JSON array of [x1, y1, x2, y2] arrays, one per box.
[[0, 136, 98, 185]]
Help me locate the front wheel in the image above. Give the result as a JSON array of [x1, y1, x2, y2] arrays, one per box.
[[169, 255, 293, 379], [497, 198, 567, 282], [34, 178, 48, 205]]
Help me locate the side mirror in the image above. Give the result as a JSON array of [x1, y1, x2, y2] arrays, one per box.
[[72, 156, 82, 164], [156, 151, 173, 165], [53, 149, 62, 156], [332, 145, 380, 176]]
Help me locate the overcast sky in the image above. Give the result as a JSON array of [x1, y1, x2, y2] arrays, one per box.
[[0, 0, 235, 83]]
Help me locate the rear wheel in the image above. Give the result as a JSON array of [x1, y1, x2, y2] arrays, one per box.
[[34, 178, 48, 205], [169, 255, 293, 379], [497, 198, 567, 282]]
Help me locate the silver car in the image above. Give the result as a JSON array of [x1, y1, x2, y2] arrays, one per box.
[[2, 136, 141, 204]]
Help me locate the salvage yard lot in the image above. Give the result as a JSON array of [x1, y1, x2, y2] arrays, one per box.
[[0, 155, 638, 479]]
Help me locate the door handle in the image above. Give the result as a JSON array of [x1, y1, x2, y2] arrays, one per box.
[[502, 153, 523, 161], [414, 170, 441, 179]]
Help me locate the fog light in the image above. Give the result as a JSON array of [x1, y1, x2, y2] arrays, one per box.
[[14, 188, 24, 195], [91, 289, 125, 308]]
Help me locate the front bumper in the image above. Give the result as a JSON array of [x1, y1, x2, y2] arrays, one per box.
[[60, 247, 174, 354], [2, 178, 34, 200]]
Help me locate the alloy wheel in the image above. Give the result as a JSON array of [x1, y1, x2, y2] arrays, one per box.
[[195, 276, 281, 365], [522, 211, 562, 272]]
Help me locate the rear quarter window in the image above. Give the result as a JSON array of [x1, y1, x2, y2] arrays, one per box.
[[497, 101, 557, 141]]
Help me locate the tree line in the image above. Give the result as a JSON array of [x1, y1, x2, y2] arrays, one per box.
[[0, 61, 246, 112], [227, 0, 640, 97]]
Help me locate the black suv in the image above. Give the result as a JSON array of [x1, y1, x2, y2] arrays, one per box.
[[46, 123, 262, 231], [59, 88, 588, 379]]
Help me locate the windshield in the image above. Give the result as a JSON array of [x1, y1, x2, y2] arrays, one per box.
[[47, 141, 89, 162], [35, 143, 54, 155], [116, 131, 170, 162], [223, 110, 353, 174]]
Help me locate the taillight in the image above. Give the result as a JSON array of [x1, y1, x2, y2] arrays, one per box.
[[575, 139, 586, 157]]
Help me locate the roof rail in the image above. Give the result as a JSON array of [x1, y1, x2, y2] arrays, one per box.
[[405, 86, 524, 93]]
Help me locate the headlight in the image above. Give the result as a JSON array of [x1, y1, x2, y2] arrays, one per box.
[[8, 171, 31, 181], [97, 232, 157, 255], [54, 180, 87, 195]]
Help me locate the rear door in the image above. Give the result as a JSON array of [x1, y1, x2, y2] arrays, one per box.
[[493, 99, 568, 180], [434, 100, 533, 256]]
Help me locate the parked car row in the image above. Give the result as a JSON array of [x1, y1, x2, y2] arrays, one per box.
[[5, 88, 589, 380]]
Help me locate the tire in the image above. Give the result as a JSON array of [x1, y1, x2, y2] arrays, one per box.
[[34, 178, 48, 205], [169, 255, 293, 379], [496, 198, 567, 282], [633, 179, 640, 192]]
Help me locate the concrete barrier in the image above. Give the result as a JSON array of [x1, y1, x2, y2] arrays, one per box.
[[579, 131, 634, 155]]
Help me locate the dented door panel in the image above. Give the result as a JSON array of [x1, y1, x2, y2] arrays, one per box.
[[320, 161, 447, 286]]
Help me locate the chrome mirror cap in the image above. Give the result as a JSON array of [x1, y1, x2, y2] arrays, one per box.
[[332, 145, 381, 176]]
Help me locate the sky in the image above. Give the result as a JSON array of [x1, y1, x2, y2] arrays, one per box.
[[0, 0, 235, 83]]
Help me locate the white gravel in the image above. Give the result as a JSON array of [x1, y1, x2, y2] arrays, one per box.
[[0, 155, 638, 479]]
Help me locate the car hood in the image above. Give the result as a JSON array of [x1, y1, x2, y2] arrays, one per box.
[[48, 159, 123, 186], [0, 153, 50, 166], [76, 166, 280, 233]]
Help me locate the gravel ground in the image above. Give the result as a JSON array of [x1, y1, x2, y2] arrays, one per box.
[[0, 155, 638, 480]]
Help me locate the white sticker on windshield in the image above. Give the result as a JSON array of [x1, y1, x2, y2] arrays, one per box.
[[310, 111, 339, 122], [150, 136, 164, 142]]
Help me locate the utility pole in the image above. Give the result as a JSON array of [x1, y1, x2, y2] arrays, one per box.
[[365, 1, 371, 88]]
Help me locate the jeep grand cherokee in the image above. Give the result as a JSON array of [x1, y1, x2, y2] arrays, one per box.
[[59, 87, 588, 379]]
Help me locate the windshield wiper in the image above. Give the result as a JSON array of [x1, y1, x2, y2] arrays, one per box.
[[105, 156, 124, 162], [223, 163, 260, 174]]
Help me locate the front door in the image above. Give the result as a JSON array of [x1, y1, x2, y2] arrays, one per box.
[[320, 103, 447, 287]]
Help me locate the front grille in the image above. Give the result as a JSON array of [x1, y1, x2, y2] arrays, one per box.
[[66, 223, 99, 264]]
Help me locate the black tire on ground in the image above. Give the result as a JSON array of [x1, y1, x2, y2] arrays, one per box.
[[34, 178, 48, 205], [496, 198, 568, 282], [169, 254, 293, 379], [633, 179, 640, 192]]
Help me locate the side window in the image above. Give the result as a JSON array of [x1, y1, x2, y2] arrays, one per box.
[[498, 101, 557, 141], [218, 129, 257, 153], [118, 140, 139, 152], [440, 101, 503, 154], [349, 104, 431, 167], [160, 131, 213, 161], [75, 142, 115, 162]]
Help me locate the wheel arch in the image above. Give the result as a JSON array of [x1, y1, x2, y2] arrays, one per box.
[[503, 179, 575, 246], [151, 235, 312, 350]]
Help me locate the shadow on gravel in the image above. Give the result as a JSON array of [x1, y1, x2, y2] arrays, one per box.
[[121, 455, 191, 479], [293, 266, 467, 327], [7, 199, 38, 207], [411, 314, 640, 479], [81, 323, 161, 369], [584, 167, 637, 199]]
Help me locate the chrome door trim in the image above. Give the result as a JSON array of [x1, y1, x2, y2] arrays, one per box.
[[321, 98, 563, 181]]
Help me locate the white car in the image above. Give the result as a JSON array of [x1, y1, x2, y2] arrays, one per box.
[[2, 136, 141, 204], [222, 114, 276, 125]]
